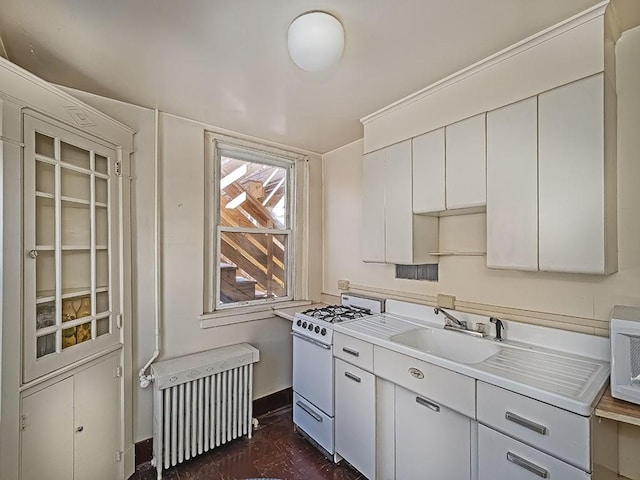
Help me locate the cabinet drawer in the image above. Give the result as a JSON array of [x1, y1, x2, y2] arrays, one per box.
[[334, 333, 374, 371], [477, 382, 590, 471], [478, 425, 589, 480], [293, 393, 334, 455], [373, 346, 475, 418]]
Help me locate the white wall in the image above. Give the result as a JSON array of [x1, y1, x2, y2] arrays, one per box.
[[323, 26, 640, 329], [62, 90, 323, 442]]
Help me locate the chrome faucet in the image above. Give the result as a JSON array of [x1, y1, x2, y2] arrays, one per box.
[[434, 307, 487, 338], [434, 307, 467, 329]]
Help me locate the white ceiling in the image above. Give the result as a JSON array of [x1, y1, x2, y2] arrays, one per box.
[[0, 0, 638, 153]]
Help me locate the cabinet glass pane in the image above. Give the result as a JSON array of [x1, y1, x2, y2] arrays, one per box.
[[61, 167, 90, 202], [95, 177, 108, 205], [61, 202, 90, 246], [60, 141, 90, 170], [96, 208, 108, 247], [95, 154, 108, 175], [96, 291, 109, 314], [36, 197, 55, 246], [76, 322, 91, 344], [96, 318, 110, 337], [36, 161, 55, 194], [35, 133, 55, 158], [62, 326, 76, 350], [36, 250, 55, 297], [61, 251, 90, 293], [96, 251, 109, 290], [36, 333, 56, 358], [36, 302, 56, 330]]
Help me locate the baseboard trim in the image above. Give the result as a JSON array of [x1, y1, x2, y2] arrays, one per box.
[[134, 387, 293, 467], [253, 387, 293, 417]]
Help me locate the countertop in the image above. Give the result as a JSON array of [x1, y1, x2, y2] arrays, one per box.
[[596, 387, 640, 427], [334, 312, 610, 416]]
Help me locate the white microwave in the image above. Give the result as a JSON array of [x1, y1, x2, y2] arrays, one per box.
[[610, 305, 640, 406]]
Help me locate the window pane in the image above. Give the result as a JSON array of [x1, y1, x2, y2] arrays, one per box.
[[218, 232, 287, 305], [219, 156, 287, 229]]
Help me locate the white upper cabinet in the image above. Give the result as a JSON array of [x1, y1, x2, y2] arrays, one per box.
[[487, 97, 538, 271], [538, 73, 617, 274], [412, 128, 445, 214], [362, 149, 386, 263], [445, 113, 487, 210], [362, 141, 439, 264]]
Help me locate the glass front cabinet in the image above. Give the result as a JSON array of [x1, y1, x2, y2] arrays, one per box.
[[23, 113, 122, 382]]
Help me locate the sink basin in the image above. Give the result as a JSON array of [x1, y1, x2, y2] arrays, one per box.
[[390, 327, 501, 364]]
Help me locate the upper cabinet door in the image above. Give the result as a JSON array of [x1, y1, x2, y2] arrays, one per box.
[[538, 73, 614, 274], [362, 149, 386, 263], [23, 114, 122, 382], [384, 140, 414, 264], [445, 113, 487, 210], [486, 97, 539, 271], [412, 128, 445, 214]]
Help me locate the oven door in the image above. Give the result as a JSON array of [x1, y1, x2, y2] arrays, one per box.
[[292, 331, 334, 416]]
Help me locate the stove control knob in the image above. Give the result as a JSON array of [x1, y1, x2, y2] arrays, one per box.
[[296, 320, 302, 326], [302, 322, 307, 329], [321, 328, 327, 336], [314, 326, 320, 333], [308, 323, 314, 331]]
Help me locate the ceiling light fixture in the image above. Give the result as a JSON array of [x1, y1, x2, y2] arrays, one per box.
[[287, 11, 345, 72]]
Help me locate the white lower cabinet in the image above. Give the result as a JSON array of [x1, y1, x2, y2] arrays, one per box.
[[335, 358, 376, 479], [478, 425, 589, 480], [395, 384, 472, 480], [21, 353, 122, 480]]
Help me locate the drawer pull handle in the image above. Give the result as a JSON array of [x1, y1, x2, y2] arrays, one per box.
[[505, 411, 548, 435], [409, 367, 424, 379], [344, 371, 362, 383], [507, 451, 548, 478], [342, 347, 360, 357], [416, 396, 440, 412], [296, 401, 323, 423]]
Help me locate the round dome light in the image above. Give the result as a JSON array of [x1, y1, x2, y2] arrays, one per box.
[[287, 11, 345, 72]]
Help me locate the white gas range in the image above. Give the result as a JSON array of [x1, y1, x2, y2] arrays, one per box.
[[291, 294, 384, 458]]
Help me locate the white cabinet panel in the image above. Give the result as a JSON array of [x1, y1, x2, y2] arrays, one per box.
[[477, 381, 590, 471], [395, 384, 471, 480], [384, 140, 414, 264], [335, 359, 376, 479], [374, 345, 475, 418], [74, 354, 121, 480], [445, 113, 486, 210], [487, 97, 538, 270], [21, 377, 74, 480], [412, 128, 445, 213], [478, 425, 589, 480], [362, 149, 386, 263], [538, 73, 615, 274]]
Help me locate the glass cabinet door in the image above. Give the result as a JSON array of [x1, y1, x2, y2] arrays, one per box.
[[23, 114, 121, 382]]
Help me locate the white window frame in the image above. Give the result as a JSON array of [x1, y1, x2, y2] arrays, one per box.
[[204, 131, 308, 314]]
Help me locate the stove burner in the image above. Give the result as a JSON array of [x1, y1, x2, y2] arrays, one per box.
[[301, 305, 372, 323]]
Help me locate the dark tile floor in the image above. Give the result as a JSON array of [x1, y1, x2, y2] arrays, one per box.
[[129, 406, 363, 480]]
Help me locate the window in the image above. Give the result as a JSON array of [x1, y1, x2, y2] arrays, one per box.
[[205, 132, 305, 311]]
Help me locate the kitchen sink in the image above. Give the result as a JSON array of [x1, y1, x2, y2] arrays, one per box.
[[390, 327, 501, 364]]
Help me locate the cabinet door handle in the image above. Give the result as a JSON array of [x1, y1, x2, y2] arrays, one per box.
[[505, 411, 548, 435], [506, 451, 548, 478], [28, 249, 38, 259], [344, 371, 361, 383], [75, 425, 84, 433], [415, 396, 440, 412], [296, 401, 322, 423], [342, 347, 360, 357]]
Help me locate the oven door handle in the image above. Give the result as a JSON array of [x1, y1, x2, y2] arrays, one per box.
[[290, 331, 331, 350], [296, 401, 323, 423]]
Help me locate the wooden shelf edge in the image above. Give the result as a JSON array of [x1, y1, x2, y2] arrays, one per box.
[[428, 251, 487, 256]]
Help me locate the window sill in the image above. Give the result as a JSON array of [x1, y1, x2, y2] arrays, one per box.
[[199, 300, 314, 329]]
